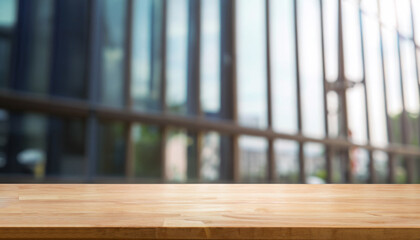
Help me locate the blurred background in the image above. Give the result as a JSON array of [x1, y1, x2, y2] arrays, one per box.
[[0, 0, 419, 183]]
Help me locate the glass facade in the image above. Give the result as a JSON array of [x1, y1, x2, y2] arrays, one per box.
[[0, 0, 420, 183]]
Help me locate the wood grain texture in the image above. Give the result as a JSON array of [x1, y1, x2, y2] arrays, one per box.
[[0, 184, 419, 239]]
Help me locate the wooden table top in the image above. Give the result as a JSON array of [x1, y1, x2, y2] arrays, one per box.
[[0, 184, 420, 239]]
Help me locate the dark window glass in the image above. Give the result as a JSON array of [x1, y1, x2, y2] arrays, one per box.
[[97, 121, 126, 176], [46, 117, 86, 177], [0, 112, 48, 179], [99, 0, 127, 107], [0, 0, 17, 88], [50, 0, 89, 99], [14, 0, 53, 95]]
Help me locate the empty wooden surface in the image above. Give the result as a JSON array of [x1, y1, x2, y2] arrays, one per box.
[[0, 184, 420, 239]]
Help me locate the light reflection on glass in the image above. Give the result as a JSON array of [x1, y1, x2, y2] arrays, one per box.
[[327, 91, 339, 138], [395, 0, 413, 37], [200, 0, 221, 114], [400, 39, 420, 115], [101, 0, 126, 107], [362, 15, 388, 146], [166, 0, 189, 114], [270, 0, 297, 134], [322, 0, 338, 81], [342, 0, 363, 81], [0, 0, 16, 27], [236, 0, 267, 129], [239, 136, 267, 182], [379, 0, 396, 28], [346, 85, 368, 145], [298, 0, 325, 138], [413, 0, 420, 46]]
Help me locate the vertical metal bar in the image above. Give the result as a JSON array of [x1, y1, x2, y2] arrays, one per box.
[[392, 0, 412, 183], [220, 0, 235, 182], [337, 0, 352, 183], [187, 0, 202, 117], [186, 0, 202, 182], [124, 0, 135, 180], [265, 0, 275, 183], [357, 3, 375, 183], [160, 0, 168, 182], [86, 0, 102, 182], [294, 0, 305, 183], [318, 0, 333, 183]]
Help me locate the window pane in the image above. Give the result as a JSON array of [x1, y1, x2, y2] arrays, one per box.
[[200, 0, 221, 114], [304, 143, 326, 184], [395, 0, 413, 37], [352, 148, 369, 183], [347, 85, 368, 145], [0, 112, 48, 179], [373, 151, 388, 183], [0, 0, 17, 88], [131, 0, 163, 111], [274, 140, 299, 183], [362, 15, 388, 146], [270, 0, 297, 134], [236, 0, 267, 129], [200, 132, 221, 181], [327, 91, 339, 138], [343, 0, 363, 81], [97, 121, 126, 176], [298, 0, 325, 138], [17, 0, 53, 95], [400, 40, 420, 115], [51, 0, 89, 99], [165, 128, 197, 182], [166, 0, 189, 114], [394, 155, 408, 183], [413, 0, 420, 46], [0, 0, 17, 27], [132, 124, 161, 179], [100, 0, 127, 107], [379, 0, 396, 28], [47, 117, 86, 177], [239, 136, 267, 182], [323, 0, 338, 81]]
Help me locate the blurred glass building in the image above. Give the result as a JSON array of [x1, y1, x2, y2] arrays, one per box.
[[0, 0, 420, 183]]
